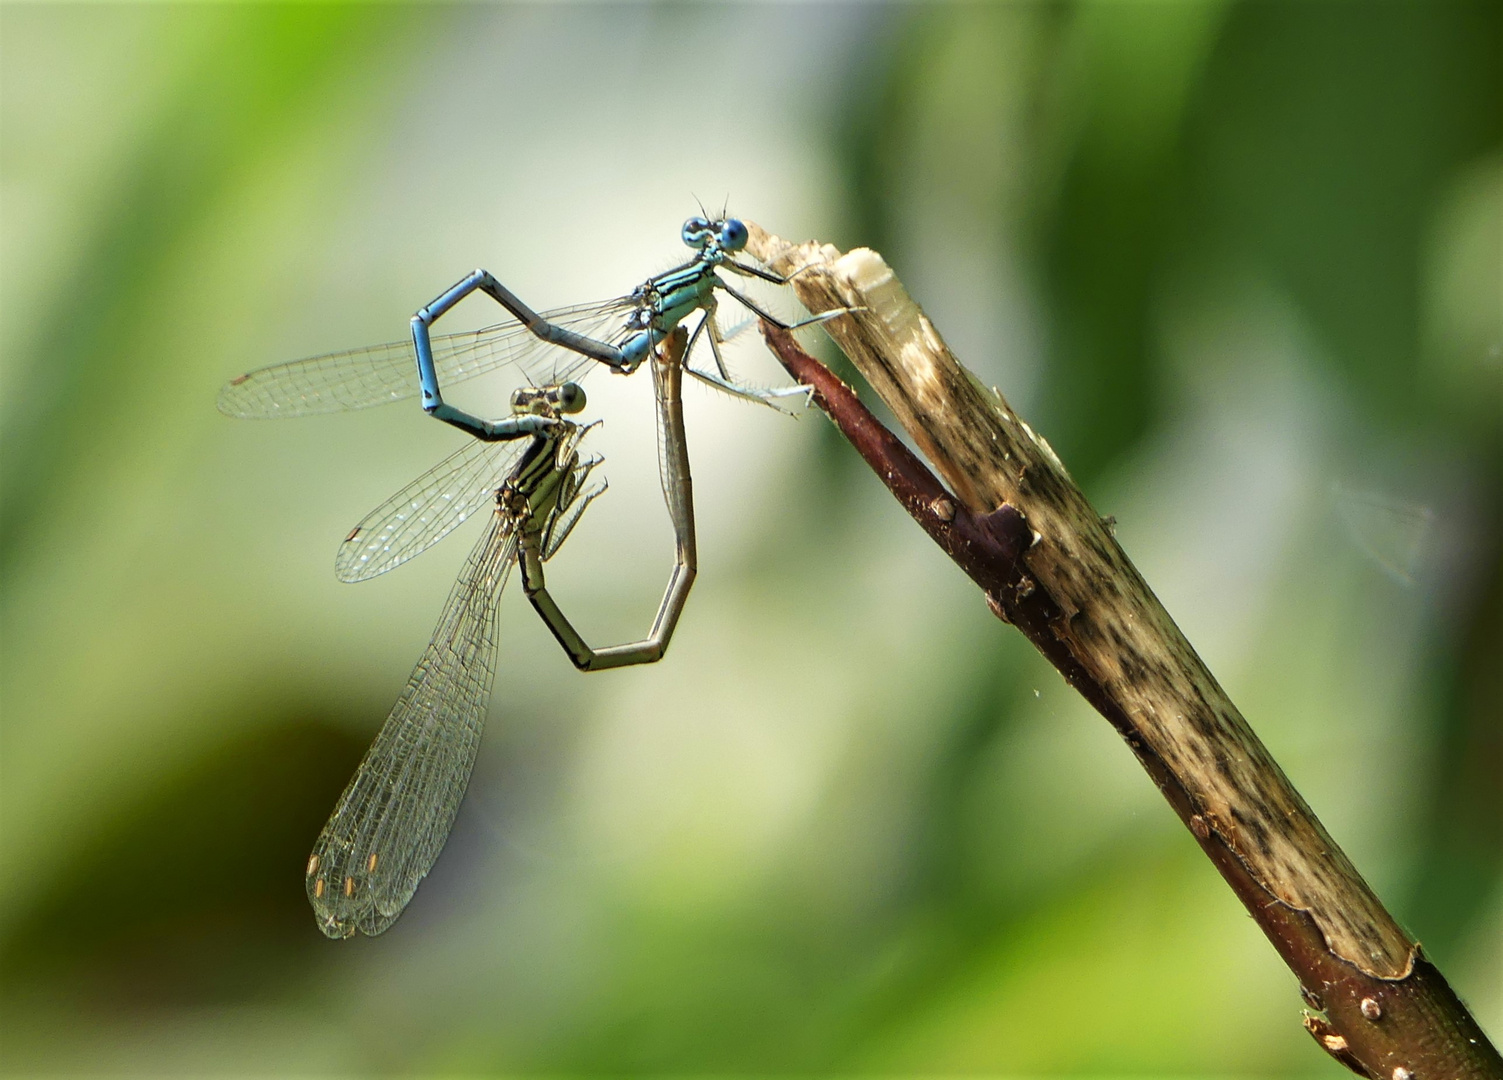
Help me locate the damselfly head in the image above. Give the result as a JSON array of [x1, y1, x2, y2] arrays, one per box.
[[682, 215, 749, 255], [511, 382, 587, 417]]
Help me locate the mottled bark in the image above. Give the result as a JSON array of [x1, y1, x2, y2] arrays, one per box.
[[749, 222, 1500, 1080]]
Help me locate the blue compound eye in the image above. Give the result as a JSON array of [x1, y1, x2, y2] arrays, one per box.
[[682, 216, 712, 249], [719, 218, 748, 252]]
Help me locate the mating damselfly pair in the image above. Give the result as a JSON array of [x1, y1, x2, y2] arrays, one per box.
[[221, 215, 844, 938]]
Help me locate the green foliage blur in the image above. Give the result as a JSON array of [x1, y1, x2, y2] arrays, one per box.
[[2, 4, 1498, 1075]]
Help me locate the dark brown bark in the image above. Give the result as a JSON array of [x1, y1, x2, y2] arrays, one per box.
[[755, 287, 1500, 1079]]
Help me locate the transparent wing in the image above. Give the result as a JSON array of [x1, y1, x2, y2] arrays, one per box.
[[306, 513, 516, 938], [335, 437, 529, 583], [218, 298, 636, 419]]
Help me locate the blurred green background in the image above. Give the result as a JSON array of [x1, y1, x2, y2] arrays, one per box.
[[2, 3, 1498, 1076]]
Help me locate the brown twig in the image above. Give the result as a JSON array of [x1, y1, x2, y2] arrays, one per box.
[[751, 221, 1501, 1080]]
